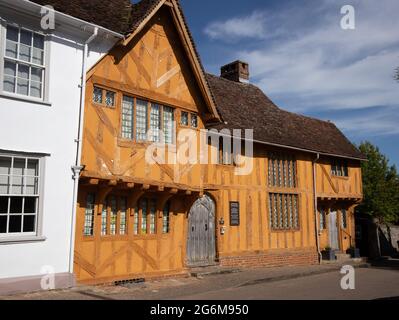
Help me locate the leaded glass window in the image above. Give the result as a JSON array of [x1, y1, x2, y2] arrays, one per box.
[[119, 197, 127, 235], [150, 104, 161, 142], [140, 198, 147, 234], [133, 207, 139, 235], [191, 113, 198, 128], [93, 87, 103, 104], [101, 202, 107, 236], [268, 193, 299, 230], [105, 90, 115, 107], [149, 199, 156, 234], [136, 99, 148, 141], [163, 106, 174, 144], [180, 111, 189, 126], [0, 155, 40, 236], [163, 201, 170, 234], [109, 196, 117, 236], [268, 153, 297, 188], [3, 25, 45, 99], [121, 96, 134, 139], [84, 193, 95, 236], [319, 208, 327, 230]]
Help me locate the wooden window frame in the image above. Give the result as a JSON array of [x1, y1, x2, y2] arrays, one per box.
[[119, 94, 176, 146], [268, 152, 298, 188], [92, 85, 116, 108], [268, 193, 300, 232]]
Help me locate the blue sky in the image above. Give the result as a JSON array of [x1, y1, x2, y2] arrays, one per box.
[[179, 0, 399, 167]]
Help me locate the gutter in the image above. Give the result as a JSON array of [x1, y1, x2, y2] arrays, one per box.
[[68, 27, 99, 275], [312, 153, 322, 264]]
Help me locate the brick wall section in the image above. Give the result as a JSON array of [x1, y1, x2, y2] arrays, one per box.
[[219, 249, 319, 268]]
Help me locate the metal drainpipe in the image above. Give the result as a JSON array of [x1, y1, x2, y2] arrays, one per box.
[[68, 27, 99, 275], [313, 153, 322, 264]]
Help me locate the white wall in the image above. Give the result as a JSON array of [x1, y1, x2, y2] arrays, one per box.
[[0, 11, 117, 279]]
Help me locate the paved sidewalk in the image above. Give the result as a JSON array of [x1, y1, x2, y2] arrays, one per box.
[[1, 261, 369, 300]]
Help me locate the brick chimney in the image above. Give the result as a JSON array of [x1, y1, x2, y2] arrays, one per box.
[[220, 60, 249, 83]]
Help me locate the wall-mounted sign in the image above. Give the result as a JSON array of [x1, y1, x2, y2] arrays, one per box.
[[230, 202, 240, 226]]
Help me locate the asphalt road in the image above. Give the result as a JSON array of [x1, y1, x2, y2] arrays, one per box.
[[181, 268, 399, 300], [3, 263, 399, 300]]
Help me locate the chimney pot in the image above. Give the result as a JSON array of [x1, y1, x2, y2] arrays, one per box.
[[220, 60, 249, 83]]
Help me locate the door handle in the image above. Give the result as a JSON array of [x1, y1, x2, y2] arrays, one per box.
[[205, 224, 208, 231]]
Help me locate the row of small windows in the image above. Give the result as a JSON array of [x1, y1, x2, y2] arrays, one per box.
[[93, 87, 199, 145], [268, 153, 297, 188], [268, 193, 299, 231], [331, 160, 349, 177], [84, 194, 171, 237]]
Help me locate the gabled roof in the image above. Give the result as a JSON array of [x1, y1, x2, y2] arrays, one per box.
[[29, 0, 132, 34], [123, 0, 220, 121], [206, 74, 366, 160]]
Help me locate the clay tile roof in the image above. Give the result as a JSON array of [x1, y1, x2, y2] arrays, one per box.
[[128, 0, 164, 34], [206, 74, 366, 160], [29, 0, 132, 34]]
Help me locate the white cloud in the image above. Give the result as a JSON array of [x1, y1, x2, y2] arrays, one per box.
[[204, 11, 267, 41], [203, 0, 399, 136]]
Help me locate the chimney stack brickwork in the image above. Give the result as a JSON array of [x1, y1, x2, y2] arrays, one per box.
[[220, 60, 249, 83]]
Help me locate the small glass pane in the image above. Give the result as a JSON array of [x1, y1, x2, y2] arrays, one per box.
[[13, 158, 25, 175], [17, 78, 29, 96], [4, 61, 16, 77], [30, 81, 42, 98], [24, 197, 36, 214], [3, 76, 16, 93], [180, 112, 188, 126], [5, 40, 18, 58], [0, 157, 11, 175], [10, 197, 23, 213], [26, 159, 38, 176], [6, 25, 18, 42], [93, 87, 103, 103], [9, 215, 22, 233], [20, 29, 32, 46], [32, 48, 44, 65], [140, 199, 147, 234], [23, 215, 36, 232], [109, 196, 117, 235], [26, 177, 38, 195], [19, 44, 31, 62], [0, 216, 7, 233], [33, 33, 44, 50], [11, 176, 23, 195], [0, 197, 8, 213], [191, 114, 198, 128], [17, 65, 29, 80], [105, 91, 115, 107], [31, 67, 43, 82], [0, 176, 9, 194]]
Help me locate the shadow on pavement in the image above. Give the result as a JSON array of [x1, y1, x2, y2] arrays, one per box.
[[367, 257, 399, 271]]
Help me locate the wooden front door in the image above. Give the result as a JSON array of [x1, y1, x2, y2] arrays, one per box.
[[186, 195, 216, 267], [329, 211, 340, 250]]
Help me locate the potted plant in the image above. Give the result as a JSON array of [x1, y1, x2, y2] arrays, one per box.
[[321, 246, 336, 261], [346, 246, 361, 258]]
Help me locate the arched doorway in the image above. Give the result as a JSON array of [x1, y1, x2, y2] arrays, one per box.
[[186, 195, 216, 267]]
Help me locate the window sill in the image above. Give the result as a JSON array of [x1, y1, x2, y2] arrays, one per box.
[[331, 175, 349, 180], [0, 235, 47, 245], [0, 93, 52, 107]]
